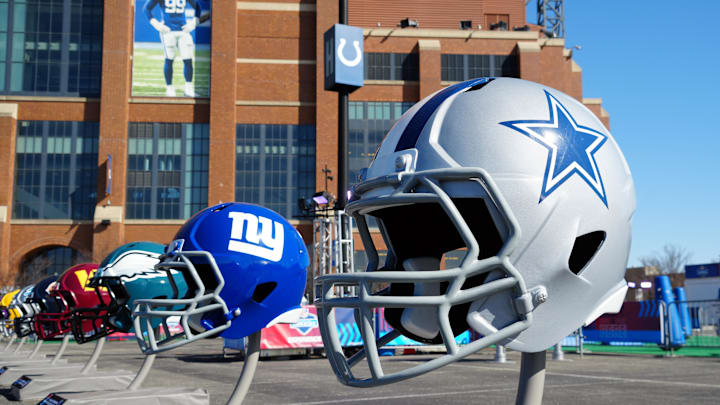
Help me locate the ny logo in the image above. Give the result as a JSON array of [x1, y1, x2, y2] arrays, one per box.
[[228, 212, 284, 262]]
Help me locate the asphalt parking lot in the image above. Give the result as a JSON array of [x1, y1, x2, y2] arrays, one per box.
[[0, 339, 718, 404]]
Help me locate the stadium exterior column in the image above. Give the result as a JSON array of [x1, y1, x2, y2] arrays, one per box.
[[93, 0, 134, 263], [0, 104, 18, 282], [418, 40, 442, 99], [208, 0, 238, 205], [315, 0, 340, 198], [516, 41, 542, 83]]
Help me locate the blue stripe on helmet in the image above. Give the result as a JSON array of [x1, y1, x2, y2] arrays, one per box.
[[394, 77, 491, 152]]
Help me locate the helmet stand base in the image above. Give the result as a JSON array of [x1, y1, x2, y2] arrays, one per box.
[[0, 335, 101, 386], [33, 331, 262, 405], [7, 336, 135, 401], [515, 351, 547, 405]]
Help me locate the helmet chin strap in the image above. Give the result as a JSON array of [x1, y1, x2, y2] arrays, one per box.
[[400, 257, 441, 339]]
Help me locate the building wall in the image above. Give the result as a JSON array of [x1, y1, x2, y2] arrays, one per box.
[[0, 0, 611, 284]]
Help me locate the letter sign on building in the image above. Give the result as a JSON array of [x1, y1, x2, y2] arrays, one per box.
[[324, 24, 364, 92]]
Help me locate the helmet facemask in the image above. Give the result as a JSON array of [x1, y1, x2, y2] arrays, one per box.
[[34, 291, 75, 339], [69, 283, 118, 344], [132, 250, 232, 354], [316, 168, 542, 387]]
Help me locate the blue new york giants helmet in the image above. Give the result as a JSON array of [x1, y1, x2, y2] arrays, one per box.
[[316, 77, 635, 386], [133, 202, 309, 353]]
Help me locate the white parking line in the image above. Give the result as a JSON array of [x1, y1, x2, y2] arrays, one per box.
[[289, 382, 608, 405], [440, 362, 720, 389]]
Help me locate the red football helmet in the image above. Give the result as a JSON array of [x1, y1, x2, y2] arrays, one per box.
[[34, 263, 112, 341]]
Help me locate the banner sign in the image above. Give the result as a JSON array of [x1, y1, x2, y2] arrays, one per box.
[[227, 305, 471, 351], [685, 263, 720, 279], [132, 0, 211, 97], [584, 301, 662, 344], [261, 306, 324, 349]]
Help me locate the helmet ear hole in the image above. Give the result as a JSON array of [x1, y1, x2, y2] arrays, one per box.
[[569, 231, 606, 275], [252, 282, 277, 303]]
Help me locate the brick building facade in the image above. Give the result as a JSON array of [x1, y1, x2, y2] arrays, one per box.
[[0, 0, 610, 285]]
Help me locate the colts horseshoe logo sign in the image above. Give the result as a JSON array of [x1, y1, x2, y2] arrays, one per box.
[[337, 37, 362, 67]]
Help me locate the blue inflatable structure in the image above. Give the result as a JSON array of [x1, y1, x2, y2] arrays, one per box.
[[673, 287, 692, 337], [655, 275, 685, 346]]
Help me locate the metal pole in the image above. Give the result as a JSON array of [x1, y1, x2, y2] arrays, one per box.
[[494, 345, 508, 363], [515, 352, 546, 405], [226, 330, 262, 405], [27, 338, 42, 359], [127, 353, 156, 391], [578, 328, 584, 358], [12, 336, 26, 352], [336, 0, 349, 209], [50, 334, 71, 365], [3, 336, 13, 351], [552, 343, 566, 361], [80, 337, 106, 375]]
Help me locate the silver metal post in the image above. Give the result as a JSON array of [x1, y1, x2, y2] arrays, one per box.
[[50, 334, 71, 365], [493, 344, 508, 363], [12, 336, 26, 352], [3, 336, 13, 351], [226, 330, 262, 405], [552, 343, 566, 361], [578, 328, 584, 358], [27, 338, 42, 359], [80, 337, 106, 375], [515, 351, 546, 405], [127, 353, 156, 391]]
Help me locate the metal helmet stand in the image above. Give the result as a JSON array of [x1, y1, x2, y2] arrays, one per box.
[[12, 335, 26, 352], [0, 334, 101, 386], [7, 336, 136, 401], [27, 337, 42, 359], [46, 330, 263, 404], [3, 335, 14, 351], [515, 351, 547, 405], [225, 330, 262, 405]]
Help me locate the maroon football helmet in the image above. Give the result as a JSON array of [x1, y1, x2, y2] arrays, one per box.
[[34, 263, 112, 341]]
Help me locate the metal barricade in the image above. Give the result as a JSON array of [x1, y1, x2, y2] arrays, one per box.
[[661, 299, 720, 351]]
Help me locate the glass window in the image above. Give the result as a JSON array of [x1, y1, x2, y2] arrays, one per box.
[[17, 245, 87, 285], [127, 122, 209, 220], [0, 0, 104, 96], [364, 52, 418, 81], [348, 101, 413, 189], [236, 124, 315, 219], [441, 54, 519, 81], [13, 120, 99, 220]]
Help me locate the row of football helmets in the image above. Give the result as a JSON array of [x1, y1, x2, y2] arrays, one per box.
[[0, 78, 635, 399], [1, 201, 309, 354]]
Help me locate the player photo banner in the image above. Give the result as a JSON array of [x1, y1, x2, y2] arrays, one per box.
[[132, 0, 211, 98]]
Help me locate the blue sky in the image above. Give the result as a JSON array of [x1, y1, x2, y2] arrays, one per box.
[[526, 1, 720, 267]]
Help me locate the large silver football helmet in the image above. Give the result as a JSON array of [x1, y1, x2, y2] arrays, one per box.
[[316, 77, 635, 387]]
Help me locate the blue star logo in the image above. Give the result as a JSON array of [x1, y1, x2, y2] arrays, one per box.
[[500, 90, 609, 207]]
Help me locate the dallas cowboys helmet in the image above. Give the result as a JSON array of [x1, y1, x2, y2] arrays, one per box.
[[74, 241, 189, 343], [133, 202, 309, 353], [316, 77, 635, 386]]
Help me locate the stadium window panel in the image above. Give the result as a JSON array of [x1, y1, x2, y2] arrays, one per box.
[[12, 120, 99, 220], [17, 245, 87, 285], [441, 54, 519, 81], [348, 101, 413, 189], [0, 0, 103, 96], [236, 124, 315, 219], [127, 122, 209, 220], [364, 52, 419, 81]]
